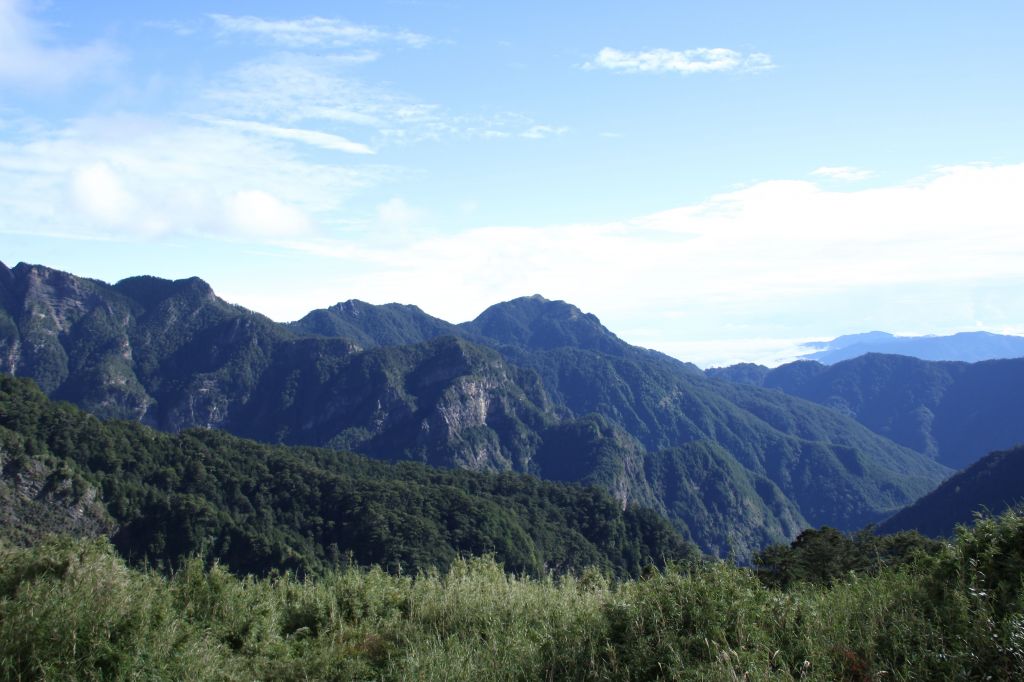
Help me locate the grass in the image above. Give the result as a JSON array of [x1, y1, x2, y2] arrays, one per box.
[[3, 513, 1024, 680]]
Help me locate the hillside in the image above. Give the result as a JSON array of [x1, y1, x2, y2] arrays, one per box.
[[0, 261, 951, 558], [0, 374, 693, 577], [880, 445, 1024, 537], [710, 353, 1024, 469]]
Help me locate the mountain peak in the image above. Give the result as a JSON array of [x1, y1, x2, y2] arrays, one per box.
[[327, 299, 372, 317], [289, 298, 454, 347], [461, 296, 624, 354], [114, 274, 215, 309]]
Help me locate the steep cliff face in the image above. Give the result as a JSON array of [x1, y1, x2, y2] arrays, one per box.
[[230, 336, 556, 473], [0, 263, 294, 431]]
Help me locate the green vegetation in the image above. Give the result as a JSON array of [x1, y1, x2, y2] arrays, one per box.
[[0, 263, 951, 559], [711, 352, 1024, 469], [753, 525, 942, 588], [287, 299, 456, 348], [4, 510, 1024, 680], [881, 444, 1024, 537], [0, 375, 693, 577]]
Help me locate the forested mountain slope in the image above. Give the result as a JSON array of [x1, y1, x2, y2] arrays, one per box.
[[880, 445, 1024, 537], [0, 375, 693, 576], [709, 353, 1024, 469], [0, 261, 950, 558]]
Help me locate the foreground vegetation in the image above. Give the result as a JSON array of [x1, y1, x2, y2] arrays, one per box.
[[3, 511, 1024, 680]]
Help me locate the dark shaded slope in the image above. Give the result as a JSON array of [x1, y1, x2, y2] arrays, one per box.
[[880, 445, 1024, 537], [0, 375, 695, 577]]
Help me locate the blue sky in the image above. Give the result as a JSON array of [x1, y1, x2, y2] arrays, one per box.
[[2, 0, 1023, 366]]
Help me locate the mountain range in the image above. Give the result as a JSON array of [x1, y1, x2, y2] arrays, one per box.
[[796, 330, 1024, 364], [708, 353, 1024, 470], [0, 261, 952, 558]]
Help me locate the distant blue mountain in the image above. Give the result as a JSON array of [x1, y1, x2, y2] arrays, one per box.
[[801, 331, 1024, 364]]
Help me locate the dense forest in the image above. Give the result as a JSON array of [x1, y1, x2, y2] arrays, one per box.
[[0, 375, 693, 577], [880, 444, 1024, 536], [708, 352, 1024, 469]]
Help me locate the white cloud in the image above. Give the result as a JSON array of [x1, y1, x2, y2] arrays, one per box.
[[143, 20, 197, 37], [70, 163, 138, 229], [209, 14, 429, 48], [200, 53, 444, 137], [811, 166, 875, 181], [249, 163, 1024, 366], [0, 0, 120, 88], [205, 117, 374, 154], [376, 197, 421, 230], [520, 125, 568, 139], [200, 53, 566, 147], [0, 114, 381, 241], [224, 190, 310, 237], [585, 47, 775, 75]]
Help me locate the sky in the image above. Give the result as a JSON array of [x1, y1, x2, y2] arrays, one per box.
[[2, 0, 1023, 367]]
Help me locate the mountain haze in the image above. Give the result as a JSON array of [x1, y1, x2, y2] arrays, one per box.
[[799, 331, 1024, 364]]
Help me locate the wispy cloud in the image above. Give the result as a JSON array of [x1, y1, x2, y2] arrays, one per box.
[[142, 20, 197, 37], [201, 54, 438, 133], [520, 125, 568, 139], [811, 166, 875, 181], [585, 47, 774, 75], [0, 0, 120, 88], [209, 14, 430, 48], [200, 53, 567, 147], [204, 117, 375, 154]]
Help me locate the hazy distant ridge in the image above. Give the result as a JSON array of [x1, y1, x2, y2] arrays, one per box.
[[800, 330, 1024, 364]]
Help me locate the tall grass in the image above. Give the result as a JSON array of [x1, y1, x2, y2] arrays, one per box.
[[3, 513, 1024, 680]]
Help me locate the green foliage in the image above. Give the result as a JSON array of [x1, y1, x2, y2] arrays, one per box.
[[882, 444, 1024, 537], [753, 525, 942, 588], [287, 299, 456, 348], [0, 374, 694, 578], [724, 352, 1024, 469], [4, 511, 1024, 680]]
